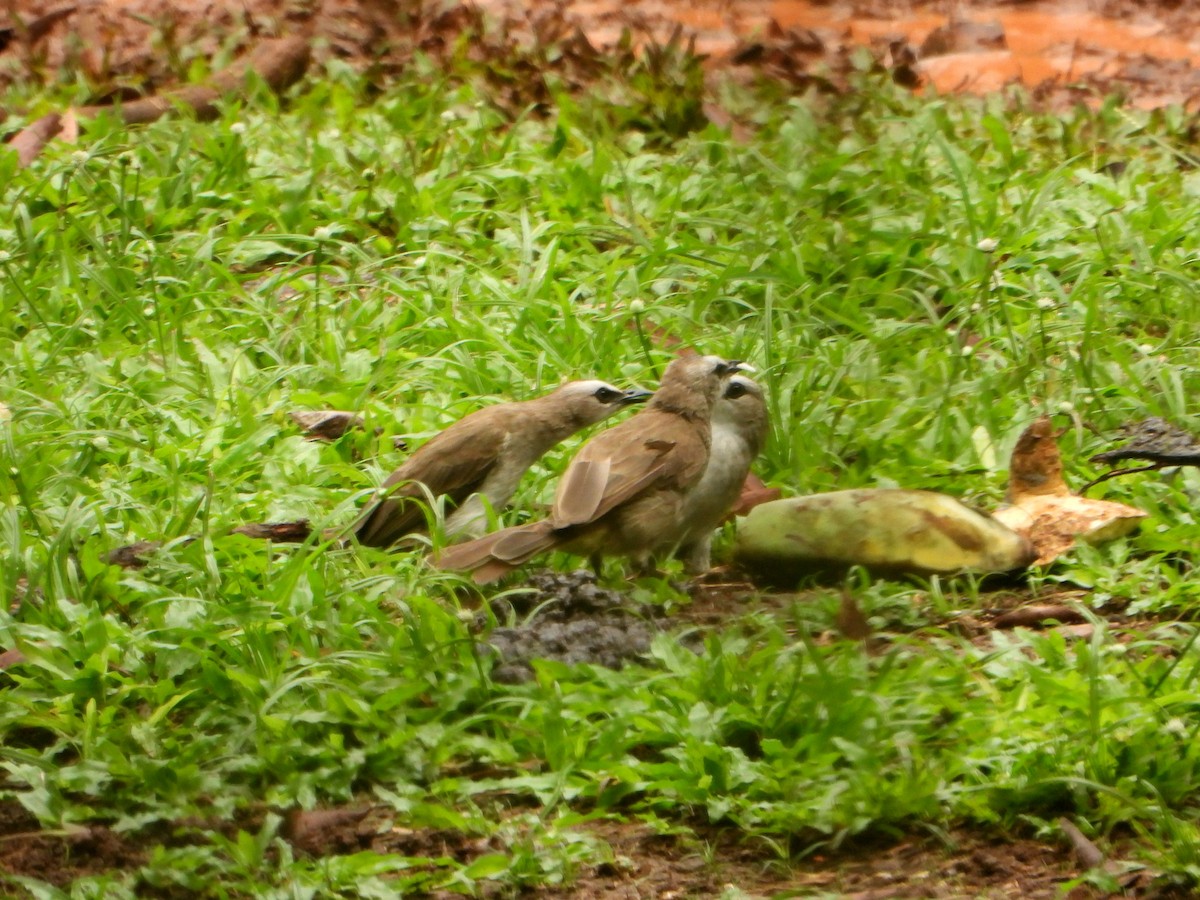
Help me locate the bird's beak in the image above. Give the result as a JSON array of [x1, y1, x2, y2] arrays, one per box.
[[621, 388, 654, 405]]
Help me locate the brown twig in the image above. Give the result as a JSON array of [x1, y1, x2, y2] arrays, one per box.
[[1079, 463, 1164, 495], [1058, 817, 1105, 869]]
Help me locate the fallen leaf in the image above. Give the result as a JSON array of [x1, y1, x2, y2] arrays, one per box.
[[729, 473, 781, 519], [836, 590, 872, 641], [104, 541, 159, 569], [992, 603, 1084, 629], [0, 647, 26, 668], [59, 107, 78, 143], [290, 410, 364, 441], [992, 416, 1146, 565], [232, 520, 313, 542]]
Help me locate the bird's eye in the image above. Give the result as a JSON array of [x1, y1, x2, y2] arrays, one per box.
[[726, 382, 747, 399], [594, 387, 620, 403]]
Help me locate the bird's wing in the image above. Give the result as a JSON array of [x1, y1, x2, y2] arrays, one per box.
[[352, 421, 505, 546], [551, 457, 611, 524], [550, 424, 678, 528]]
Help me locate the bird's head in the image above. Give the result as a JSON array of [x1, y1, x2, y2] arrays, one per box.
[[553, 380, 652, 427], [714, 374, 769, 453], [652, 355, 751, 416]]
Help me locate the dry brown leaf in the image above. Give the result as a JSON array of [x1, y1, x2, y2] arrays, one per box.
[[103, 540, 159, 569], [836, 590, 872, 641], [992, 416, 1145, 565], [992, 603, 1084, 629], [290, 410, 364, 441], [232, 520, 313, 543], [59, 107, 79, 143], [0, 647, 26, 669], [729, 473, 781, 519]]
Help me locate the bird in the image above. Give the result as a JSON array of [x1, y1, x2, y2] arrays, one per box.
[[350, 380, 651, 548], [435, 355, 745, 583], [674, 374, 769, 574]]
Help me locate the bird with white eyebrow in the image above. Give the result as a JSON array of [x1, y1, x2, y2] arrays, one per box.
[[674, 374, 769, 574], [435, 355, 747, 582], [351, 380, 651, 548]]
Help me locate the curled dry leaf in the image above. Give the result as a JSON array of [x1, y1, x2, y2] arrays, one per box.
[[835, 590, 872, 642], [991, 603, 1085, 629], [729, 473, 782, 519], [59, 107, 78, 144], [733, 489, 1034, 584], [104, 541, 160, 569], [992, 416, 1146, 566], [231, 520, 313, 543], [290, 410, 365, 441], [0, 647, 26, 669]]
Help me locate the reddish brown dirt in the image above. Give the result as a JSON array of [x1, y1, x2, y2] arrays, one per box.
[[3, 794, 1180, 898], [549, 820, 1181, 899], [5, 0, 1200, 111]]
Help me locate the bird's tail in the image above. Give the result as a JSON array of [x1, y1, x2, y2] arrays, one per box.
[[434, 520, 559, 584]]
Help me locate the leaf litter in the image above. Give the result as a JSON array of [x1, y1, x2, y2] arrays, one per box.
[[993, 415, 1147, 567], [7, 0, 1200, 117]]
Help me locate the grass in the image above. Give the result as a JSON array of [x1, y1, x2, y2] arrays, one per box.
[[1, 54, 1200, 896]]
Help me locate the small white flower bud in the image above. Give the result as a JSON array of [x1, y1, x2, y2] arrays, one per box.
[[629, 299, 646, 314], [975, 237, 998, 253], [1036, 297, 1056, 310], [230, 122, 247, 135]]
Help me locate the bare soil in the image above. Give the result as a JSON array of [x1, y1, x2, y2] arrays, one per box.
[[1, 793, 1187, 898]]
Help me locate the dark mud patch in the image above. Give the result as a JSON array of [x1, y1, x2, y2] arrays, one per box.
[[478, 569, 698, 683], [0, 799, 148, 890]]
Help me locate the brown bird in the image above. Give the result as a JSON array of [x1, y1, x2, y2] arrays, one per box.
[[435, 355, 745, 583], [675, 374, 769, 574], [351, 381, 650, 548]]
